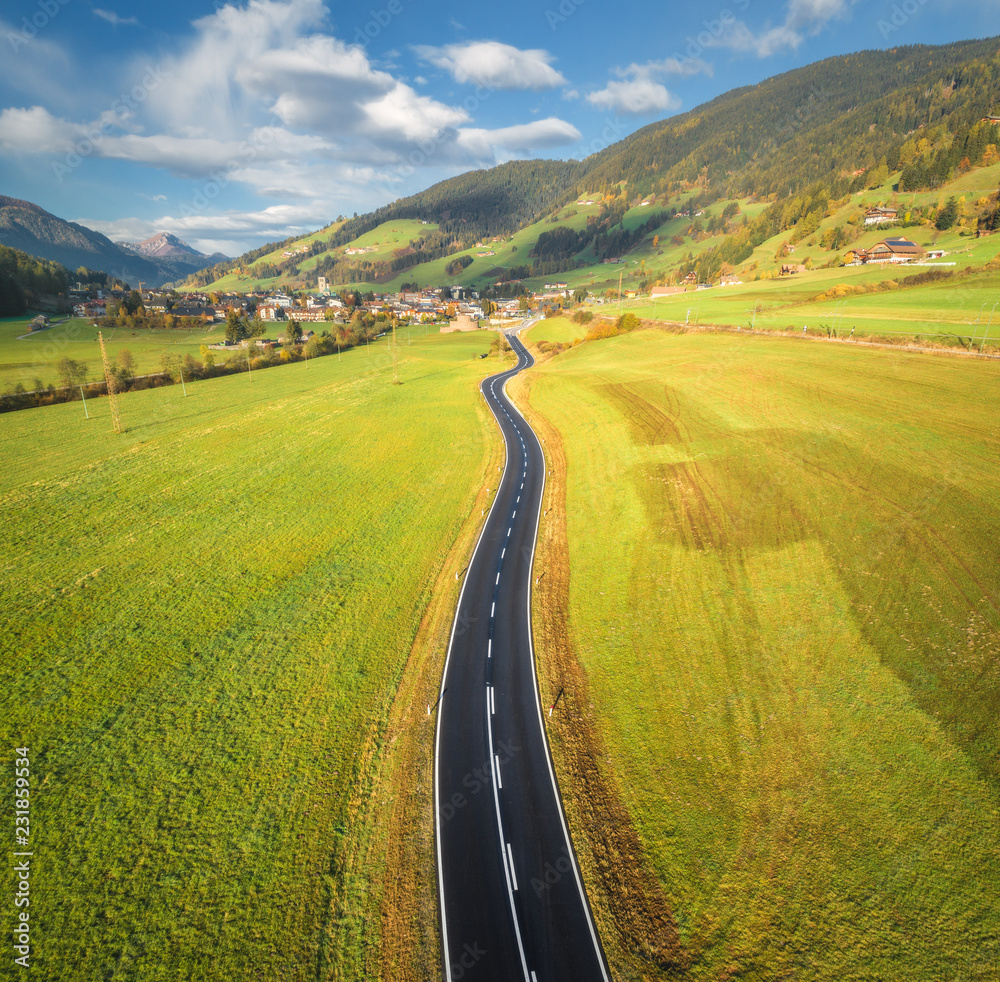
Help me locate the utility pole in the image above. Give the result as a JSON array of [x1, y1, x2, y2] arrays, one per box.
[[392, 315, 399, 384], [983, 302, 998, 353], [618, 268, 623, 313], [98, 331, 122, 433]]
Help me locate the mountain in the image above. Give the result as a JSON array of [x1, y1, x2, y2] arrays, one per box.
[[0, 197, 224, 288], [121, 231, 228, 269]]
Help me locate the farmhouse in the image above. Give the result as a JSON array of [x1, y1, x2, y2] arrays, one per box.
[[864, 206, 899, 225], [860, 238, 924, 264]]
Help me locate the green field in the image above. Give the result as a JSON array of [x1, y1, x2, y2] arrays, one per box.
[[525, 317, 586, 345], [0, 315, 228, 391], [619, 262, 1000, 347], [520, 329, 1000, 980], [0, 328, 497, 979]]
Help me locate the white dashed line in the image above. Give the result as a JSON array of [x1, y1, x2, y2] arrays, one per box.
[[491, 602, 495, 616], [496, 572, 501, 585], [507, 844, 518, 891], [495, 754, 502, 787]]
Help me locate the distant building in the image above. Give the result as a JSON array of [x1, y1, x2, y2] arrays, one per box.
[[441, 313, 481, 333], [864, 206, 899, 225], [859, 238, 924, 264]]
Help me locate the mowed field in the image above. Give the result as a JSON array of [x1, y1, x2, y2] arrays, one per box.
[[519, 325, 1000, 980], [0, 314, 227, 391], [625, 265, 1000, 348], [0, 329, 498, 979]]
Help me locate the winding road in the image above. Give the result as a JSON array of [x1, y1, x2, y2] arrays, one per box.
[[434, 327, 610, 982]]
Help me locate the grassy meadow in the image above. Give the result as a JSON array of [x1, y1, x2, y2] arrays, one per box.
[[623, 262, 1000, 348], [519, 323, 1000, 980], [0, 327, 499, 980], [0, 314, 228, 391]]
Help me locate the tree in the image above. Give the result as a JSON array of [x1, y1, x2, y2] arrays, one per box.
[[286, 320, 303, 343], [56, 356, 88, 389], [117, 349, 136, 383], [121, 289, 144, 316], [573, 287, 588, 305], [936, 196, 959, 230], [225, 308, 248, 344]]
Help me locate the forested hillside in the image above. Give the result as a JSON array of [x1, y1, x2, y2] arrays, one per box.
[[189, 37, 1000, 292], [0, 244, 69, 316]]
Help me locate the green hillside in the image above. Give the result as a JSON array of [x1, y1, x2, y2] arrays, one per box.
[[184, 37, 1000, 299]]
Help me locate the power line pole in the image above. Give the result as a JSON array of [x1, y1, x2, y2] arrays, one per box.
[[392, 316, 399, 384], [98, 331, 122, 433]]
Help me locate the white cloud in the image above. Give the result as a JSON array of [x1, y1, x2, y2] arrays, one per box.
[[0, 106, 89, 153], [713, 0, 856, 56], [585, 56, 704, 117], [414, 41, 566, 90], [586, 79, 680, 116], [456, 117, 581, 160], [93, 9, 139, 27], [0, 0, 585, 250]]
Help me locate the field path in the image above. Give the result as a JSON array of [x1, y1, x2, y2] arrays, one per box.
[[434, 327, 610, 981]]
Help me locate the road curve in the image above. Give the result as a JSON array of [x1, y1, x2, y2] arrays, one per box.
[[434, 326, 610, 982]]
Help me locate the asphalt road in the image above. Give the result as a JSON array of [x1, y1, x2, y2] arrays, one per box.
[[434, 327, 610, 982]]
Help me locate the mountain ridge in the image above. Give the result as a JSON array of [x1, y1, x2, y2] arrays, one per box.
[[120, 231, 228, 268], [0, 197, 225, 288]]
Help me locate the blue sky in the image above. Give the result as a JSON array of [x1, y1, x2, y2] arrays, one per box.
[[0, 0, 996, 256]]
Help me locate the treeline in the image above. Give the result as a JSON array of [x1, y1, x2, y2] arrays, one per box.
[[532, 199, 672, 269], [898, 118, 1000, 190], [0, 245, 70, 316], [0, 312, 397, 415]]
